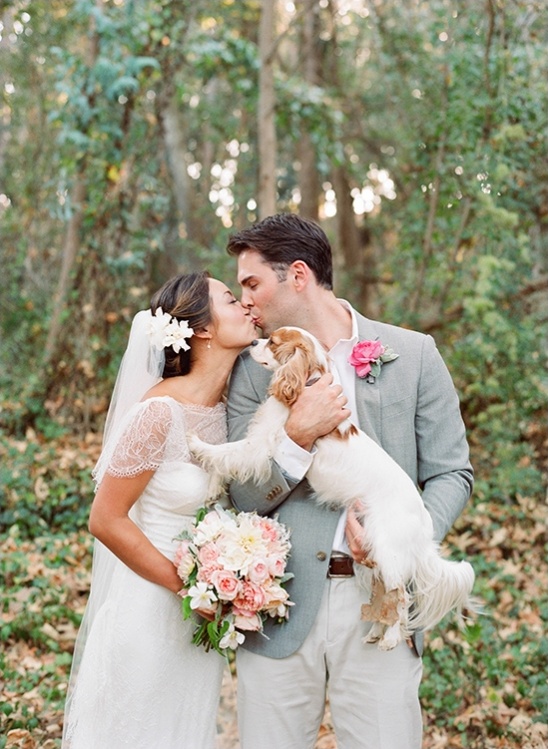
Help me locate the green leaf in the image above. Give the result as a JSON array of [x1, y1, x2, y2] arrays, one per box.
[[107, 76, 140, 100], [370, 362, 382, 379], [181, 596, 192, 620], [195, 506, 209, 524]]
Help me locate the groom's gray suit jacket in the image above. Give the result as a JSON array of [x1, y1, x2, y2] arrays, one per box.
[[227, 312, 473, 659]]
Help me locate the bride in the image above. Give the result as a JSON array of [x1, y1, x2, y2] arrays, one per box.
[[62, 271, 257, 748]]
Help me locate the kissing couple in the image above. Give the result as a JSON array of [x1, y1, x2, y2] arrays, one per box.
[[62, 213, 473, 749]]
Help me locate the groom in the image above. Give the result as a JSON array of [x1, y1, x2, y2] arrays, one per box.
[[226, 213, 473, 749]]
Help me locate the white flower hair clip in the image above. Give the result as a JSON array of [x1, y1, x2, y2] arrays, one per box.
[[147, 307, 194, 353]]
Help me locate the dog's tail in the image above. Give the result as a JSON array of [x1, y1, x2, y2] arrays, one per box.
[[407, 551, 477, 632]]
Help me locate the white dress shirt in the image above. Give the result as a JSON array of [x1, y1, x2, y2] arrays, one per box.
[[273, 300, 359, 554]]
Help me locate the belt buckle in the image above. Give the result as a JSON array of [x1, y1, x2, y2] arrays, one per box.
[[328, 553, 354, 578]]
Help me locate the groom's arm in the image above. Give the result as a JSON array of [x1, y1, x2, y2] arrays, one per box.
[[415, 335, 474, 542], [227, 352, 349, 514]]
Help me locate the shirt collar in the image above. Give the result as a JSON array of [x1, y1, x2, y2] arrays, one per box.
[[329, 299, 358, 354]]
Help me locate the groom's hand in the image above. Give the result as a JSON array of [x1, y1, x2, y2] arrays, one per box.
[[285, 373, 350, 451], [345, 502, 372, 567]]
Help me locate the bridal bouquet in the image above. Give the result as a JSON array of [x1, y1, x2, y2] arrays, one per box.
[[175, 505, 294, 654]]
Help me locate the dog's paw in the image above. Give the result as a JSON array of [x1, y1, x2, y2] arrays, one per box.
[[377, 623, 402, 651], [188, 434, 212, 462], [377, 637, 399, 651], [363, 621, 383, 644], [187, 433, 201, 452], [206, 471, 226, 501]]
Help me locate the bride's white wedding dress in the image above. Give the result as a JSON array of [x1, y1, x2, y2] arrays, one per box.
[[62, 397, 228, 749]]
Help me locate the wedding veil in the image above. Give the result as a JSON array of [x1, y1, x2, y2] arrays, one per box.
[[63, 309, 164, 746], [93, 309, 165, 484]]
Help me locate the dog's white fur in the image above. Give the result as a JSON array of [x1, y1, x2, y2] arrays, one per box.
[[189, 326, 475, 650]]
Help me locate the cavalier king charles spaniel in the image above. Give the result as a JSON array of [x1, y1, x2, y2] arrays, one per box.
[[189, 326, 476, 650]]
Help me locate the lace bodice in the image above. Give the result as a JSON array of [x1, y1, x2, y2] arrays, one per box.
[[94, 397, 226, 480], [92, 397, 227, 555]]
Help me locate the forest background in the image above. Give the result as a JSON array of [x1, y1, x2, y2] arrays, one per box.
[[0, 1, 546, 748]]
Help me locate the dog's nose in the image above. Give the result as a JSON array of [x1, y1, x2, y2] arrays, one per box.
[[251, 339, 259, 346]]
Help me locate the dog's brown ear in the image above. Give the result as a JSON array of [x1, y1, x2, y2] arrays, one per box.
[[269, 347, 310, 406]]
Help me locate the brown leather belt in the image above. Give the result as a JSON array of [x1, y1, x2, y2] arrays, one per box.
[[327, 554, 355, 578]]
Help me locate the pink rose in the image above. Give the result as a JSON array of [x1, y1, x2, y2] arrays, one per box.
[[247, 559, 270, 585], [174, 540, 195, 582], [234, 581, 266, 613], [348, 340, 384, 378], [262, 580, 289, 606], [198, 542, 220, 567], [258, 518, 281, 543], [197, 564, 220, 585], [262, 581, 293, 619], [267, 555, 287, 578], [210, 569, 242, 601], [233, 610, 263, 631]]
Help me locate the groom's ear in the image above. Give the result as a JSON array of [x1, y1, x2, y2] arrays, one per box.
[[288, 260, 311, 292]]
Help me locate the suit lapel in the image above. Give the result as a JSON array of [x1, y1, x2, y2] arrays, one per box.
[[354, 316, 382, 443]]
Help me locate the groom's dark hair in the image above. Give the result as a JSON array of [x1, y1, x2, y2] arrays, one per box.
[[227, 213, 333, 290]]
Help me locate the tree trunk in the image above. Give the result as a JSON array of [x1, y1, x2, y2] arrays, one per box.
[[298, 0, 321, 220], [258, 0, 277, 218], [162, 97, 194, 241], [326, 1, 377, 316], [0, 8, 13, 179], [332, 166, 377, 317], [43, 4, 102, 367]]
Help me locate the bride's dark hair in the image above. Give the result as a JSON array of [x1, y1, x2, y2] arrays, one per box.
[[150, 271, 211, 378]]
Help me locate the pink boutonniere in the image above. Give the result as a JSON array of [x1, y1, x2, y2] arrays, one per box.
[[348, 339, 399, 382]]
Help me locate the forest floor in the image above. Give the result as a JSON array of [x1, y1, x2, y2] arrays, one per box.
[[0, 432, 547, 749]]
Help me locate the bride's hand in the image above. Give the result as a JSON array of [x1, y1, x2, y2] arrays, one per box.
[[176, 588, 217, 621], [194, 607, 216, 622]]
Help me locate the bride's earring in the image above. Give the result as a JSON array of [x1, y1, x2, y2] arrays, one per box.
[[207, 339, 211, 349]]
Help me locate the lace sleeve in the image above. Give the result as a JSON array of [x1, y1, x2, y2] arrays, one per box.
[[92, 400, 178, 485]]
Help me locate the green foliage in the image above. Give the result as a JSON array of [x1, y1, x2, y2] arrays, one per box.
[[0, 531, 92, 742], [340, 0, 548, 507], [0, 0, 545, 525], [418, 495, 548, 744], [448, 251, 546, 501], [1, 462, 546, 746], [0, 432, 95, 538]]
